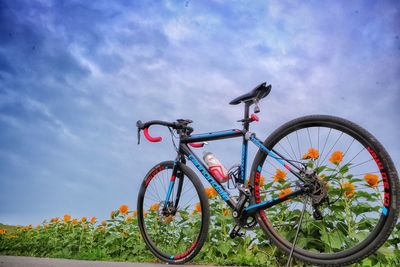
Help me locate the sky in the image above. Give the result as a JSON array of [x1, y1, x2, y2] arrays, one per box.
[[0, 0, 399, 226]]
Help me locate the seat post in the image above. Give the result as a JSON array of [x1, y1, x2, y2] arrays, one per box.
[[243, 102, 251, 131]]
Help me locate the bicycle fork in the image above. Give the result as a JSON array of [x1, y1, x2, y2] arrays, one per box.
[[163, 160, 185, 216]]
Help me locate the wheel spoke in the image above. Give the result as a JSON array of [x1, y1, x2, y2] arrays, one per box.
[[253, 118, 393, 261]]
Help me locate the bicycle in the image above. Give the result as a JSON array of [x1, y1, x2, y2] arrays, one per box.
[[136, 82, 399, 266]]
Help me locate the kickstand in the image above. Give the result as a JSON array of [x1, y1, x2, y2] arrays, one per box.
[[285, 196, 309, 267]]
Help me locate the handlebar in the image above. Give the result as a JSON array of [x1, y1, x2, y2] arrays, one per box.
[[136, 119, 195, 144], [136, 120, 177, 130]]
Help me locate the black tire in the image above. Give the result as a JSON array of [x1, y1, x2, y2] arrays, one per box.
[[137, 161, 209, 264], [250, 115, 399, 266]]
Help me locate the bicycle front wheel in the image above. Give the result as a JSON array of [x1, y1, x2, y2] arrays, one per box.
[[250, 115, 399, 266], [137, 161, 209, 264]]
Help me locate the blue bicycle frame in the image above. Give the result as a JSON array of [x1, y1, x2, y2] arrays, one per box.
[[163, 126, 307, 216]]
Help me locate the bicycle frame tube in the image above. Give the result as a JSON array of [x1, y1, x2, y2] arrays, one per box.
[[164, 129, 305, 213], [243, 186, 305, 216]]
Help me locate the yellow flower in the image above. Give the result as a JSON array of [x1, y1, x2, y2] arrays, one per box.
[[279, 188, 292, 198], [302, 148, 319, 160], [90, 216, 96, 223], [63, 214, 71, 222], [342, 182, 355, 198], [126, 215, 133, 222], [205, 187, 218, 198], [80, 217, 87, 223], [329, 151, 343, 165], [273, 169, 287, 183], [364, 174, 379, 188], [150, 203, 159, 212], [110, 211, 115, 218], [101, 221, 107, 226], [119, 205, 129, 215], [72, 218, 79, 225]]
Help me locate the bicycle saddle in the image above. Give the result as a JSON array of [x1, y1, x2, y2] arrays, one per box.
[[229, 82, 272, 105]]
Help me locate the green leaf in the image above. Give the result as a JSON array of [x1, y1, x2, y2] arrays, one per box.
[[321, 229, 344, 249], [377, 245, 393, 256], [339, 164, 349, 175]]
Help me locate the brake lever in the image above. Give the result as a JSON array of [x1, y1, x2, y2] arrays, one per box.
[[137, 128, 141, 145]]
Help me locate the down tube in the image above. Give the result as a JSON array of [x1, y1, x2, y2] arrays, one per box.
[[180, 144, 236, 209]]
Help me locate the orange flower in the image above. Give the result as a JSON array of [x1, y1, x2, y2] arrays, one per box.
[[302, 148, 319, 160], [72, 218, 79, 225], [329, 151, 343, 165], [133, 211, 137, 217], [80, 217, 87, 223], [63, 214, 71, 222], [279, 188, 292, 198], [150, 203, 159, 212], [273, 169, 287, 183], [194, 202, 202, 213], [222, 208, 230, 217], [0, 229, 7, 235], [119, 205, 129, 215], [342, 182, 355, 198], [90, 216, 96, 223], [245, 176, 265, 187], [164, 215, 174, 223], [54, 217, 60, 223], [364, 174, 379, 188], [205, 187, 218, 198], [101, 221, 107, 226], [126, 215, 133, 222], [259, 176, 265, 187], [143, 211, 148, 217]]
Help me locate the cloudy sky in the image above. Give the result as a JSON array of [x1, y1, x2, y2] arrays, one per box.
[[0, 0, 399, 225]]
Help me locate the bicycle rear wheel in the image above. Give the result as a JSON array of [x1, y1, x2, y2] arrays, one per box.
[[250, 115, 399, 266], [137, 161, 209, 264]]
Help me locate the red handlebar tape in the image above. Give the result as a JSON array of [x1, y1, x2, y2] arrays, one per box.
[[144, 128, 162, 142]]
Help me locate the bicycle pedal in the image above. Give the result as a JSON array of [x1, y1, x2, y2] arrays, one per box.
[[313, 209, 323, 220], [229, 225, 245, 239]]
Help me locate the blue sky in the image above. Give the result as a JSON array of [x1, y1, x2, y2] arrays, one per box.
[[0, 0, 399, 225]]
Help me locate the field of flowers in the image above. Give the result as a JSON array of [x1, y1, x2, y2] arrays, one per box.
[[1, 148, 399, 266], [0, 200, 399, 266]]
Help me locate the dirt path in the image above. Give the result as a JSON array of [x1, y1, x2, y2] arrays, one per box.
[[0, 256, 227, 267]]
